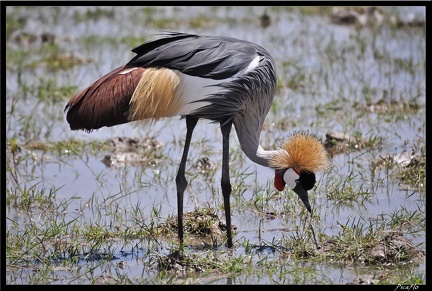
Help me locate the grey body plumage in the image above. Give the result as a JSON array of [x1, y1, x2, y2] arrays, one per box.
[[127, 32, 277, 127]]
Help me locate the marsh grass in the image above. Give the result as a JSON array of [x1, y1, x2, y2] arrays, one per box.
[[5, 169, 425, 284]]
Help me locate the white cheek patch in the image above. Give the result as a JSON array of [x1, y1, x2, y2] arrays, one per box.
[[283, 168, 299, 190]]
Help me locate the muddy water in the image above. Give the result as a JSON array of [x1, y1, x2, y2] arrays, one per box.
[[5, 6, 425, 284]]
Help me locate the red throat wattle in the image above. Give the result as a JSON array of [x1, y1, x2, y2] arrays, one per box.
[[274, 170, 285, 191]]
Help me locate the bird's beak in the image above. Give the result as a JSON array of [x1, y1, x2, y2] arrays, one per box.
[[293, 182, 312, 213]]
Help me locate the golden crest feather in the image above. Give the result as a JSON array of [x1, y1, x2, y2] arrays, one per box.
[[269, 131, 330, 172]]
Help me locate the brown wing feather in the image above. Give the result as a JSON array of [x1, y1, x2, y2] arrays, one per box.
[[65, 66, 145, 131], [129, 68, 181, 121]]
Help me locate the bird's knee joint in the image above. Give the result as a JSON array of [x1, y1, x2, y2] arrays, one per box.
[[221, 182, 231, 194], [176, 175, 188, 189]]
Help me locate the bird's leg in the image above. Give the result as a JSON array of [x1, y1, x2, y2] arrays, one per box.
[[220, 121, 233, 248], [176, 116, 198, 249]]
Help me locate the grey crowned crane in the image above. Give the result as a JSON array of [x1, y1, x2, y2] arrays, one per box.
[[65, 32, 329, 248]]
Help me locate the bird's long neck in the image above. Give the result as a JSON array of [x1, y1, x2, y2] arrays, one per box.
[[233, 104, 277, 168]]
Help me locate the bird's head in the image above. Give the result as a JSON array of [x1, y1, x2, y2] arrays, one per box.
[[269, 131, 329, 213]]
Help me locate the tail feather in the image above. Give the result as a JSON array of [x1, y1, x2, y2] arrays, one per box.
[[64, 66, 145, 131]]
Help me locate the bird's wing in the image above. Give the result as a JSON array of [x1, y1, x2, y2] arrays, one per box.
[[126, 32, 266, 80]]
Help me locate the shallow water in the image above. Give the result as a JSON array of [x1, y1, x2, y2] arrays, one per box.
[[5, 5, 425, 284]]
